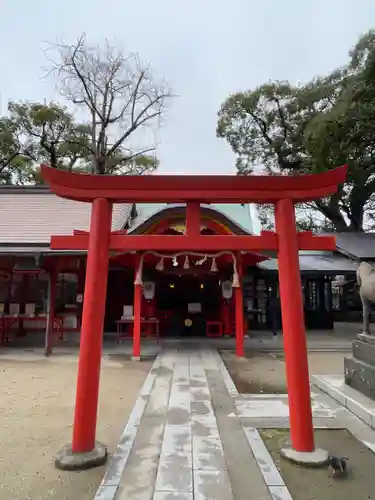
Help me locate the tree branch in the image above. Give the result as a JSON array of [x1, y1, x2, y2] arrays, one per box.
[[273, 96, 288, 140]]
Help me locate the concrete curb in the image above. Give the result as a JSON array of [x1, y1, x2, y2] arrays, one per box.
[[212, 349, 294, 499], [93, 354, 162, 500], [243, 428, 293, 499], [211, 349, 239, 397], [312, 374, 375, 429]]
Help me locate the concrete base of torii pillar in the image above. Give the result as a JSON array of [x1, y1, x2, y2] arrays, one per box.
[[280, 447, 329, 467], [55, 442, 107, 471]]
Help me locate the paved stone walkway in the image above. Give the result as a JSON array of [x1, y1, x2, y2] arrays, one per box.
[[94, 345, 375, 500], [95, 348, 274, 499]]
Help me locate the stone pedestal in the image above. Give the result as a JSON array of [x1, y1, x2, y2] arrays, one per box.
[[55, 441, 107, 470], [345, 334, 375, 400]]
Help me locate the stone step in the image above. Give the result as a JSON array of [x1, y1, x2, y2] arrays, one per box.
[[352, 338, 375, 365], [345, 356, 375, 400]]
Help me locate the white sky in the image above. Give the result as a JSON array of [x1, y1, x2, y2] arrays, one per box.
[[1, 0, 374, 177]]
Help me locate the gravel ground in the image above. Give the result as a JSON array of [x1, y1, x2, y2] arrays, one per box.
[[0, 356, 151, 500], [221, 350, 349, 393], [261, 428, 375, 500]]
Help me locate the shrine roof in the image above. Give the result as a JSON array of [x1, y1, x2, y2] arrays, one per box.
[[333, 232, 375, 260], [258, 251, 358, 274], [0, 186, 256, 247], [0, 185, 131, 245], [128, 203, 255, 234]]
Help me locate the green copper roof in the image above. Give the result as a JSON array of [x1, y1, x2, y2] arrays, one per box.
[[212, 204, 254, 233], [128, 203, 255, 234]]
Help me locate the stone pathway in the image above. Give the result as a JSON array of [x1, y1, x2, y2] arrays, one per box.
[[94, 346, 375, 500], [94, 347, 274, 499]]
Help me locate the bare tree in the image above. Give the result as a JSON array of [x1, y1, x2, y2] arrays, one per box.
[[45, 35, 173, 174]]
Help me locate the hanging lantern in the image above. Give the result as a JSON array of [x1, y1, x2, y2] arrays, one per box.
[[183, 255, 190, 269], [143, 281, 155, 300], [210, 257, 218, 272], [222, 280, 233, 299], [156, 257, 164, 271], [173, 256, 178, 267]]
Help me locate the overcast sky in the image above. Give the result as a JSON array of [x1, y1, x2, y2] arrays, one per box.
[[1, 1, 375, 176]]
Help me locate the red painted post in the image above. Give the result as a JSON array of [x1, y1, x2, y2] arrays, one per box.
[[275, 198, 314, 452], [221, 299, 231, 335], [72, 198, 112, 453], [77, 259, 86, 330], [45, 268, 57, 356], [186, 202, 201, 236], [235, 255, 244, 357], [133, 257, 142, 359]]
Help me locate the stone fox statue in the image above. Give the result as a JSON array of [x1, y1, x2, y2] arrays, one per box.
[[357, 261, 375, 335]]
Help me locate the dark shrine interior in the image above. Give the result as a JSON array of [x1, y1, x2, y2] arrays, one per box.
[[104, 268, 224, 337], [156, 274, 222, 337]]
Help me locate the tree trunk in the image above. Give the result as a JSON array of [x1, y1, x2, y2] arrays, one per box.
[[90, 107, 96, 174], [331, 217, 350, 232], [97, 156, 106, 175], [349, 188, 366, 231], [50, 148, 57, 169], [348, 208, 365, 231], [314, 200, 349, 232]]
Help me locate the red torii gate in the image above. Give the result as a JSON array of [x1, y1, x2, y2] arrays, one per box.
[[41, 164, 348, 470]]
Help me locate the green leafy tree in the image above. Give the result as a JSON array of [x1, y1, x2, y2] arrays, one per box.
[[8, 101, 90, 170], [217, 30, 375, 232], [257, 204, 336, 232], [0, 117, 34, 184], [303, 31, 375, 231]]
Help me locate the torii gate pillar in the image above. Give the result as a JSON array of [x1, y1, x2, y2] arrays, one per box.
[[55, 198, 112, 470], [275, 199, 321, 462]]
